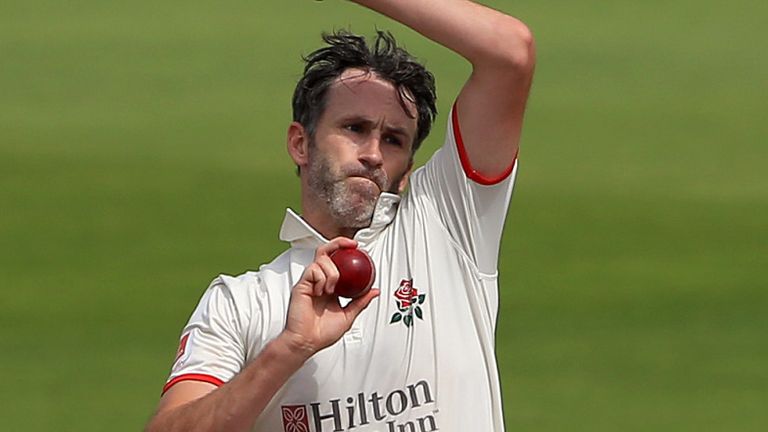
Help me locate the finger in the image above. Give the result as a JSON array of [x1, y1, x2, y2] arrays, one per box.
[[342, 288, 380, 321], [315, 236, 357, 259], [314, 255, 340, 296], [311, 264, 328, 297], [298, 263, 326, 297]]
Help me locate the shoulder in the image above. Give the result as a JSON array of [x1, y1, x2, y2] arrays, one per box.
[[206, 272, 262, 302], [215, 248, 294, 290], [202, 248, 295, 311]]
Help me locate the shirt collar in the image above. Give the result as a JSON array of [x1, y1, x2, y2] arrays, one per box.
[[278, 192, 401, 249]]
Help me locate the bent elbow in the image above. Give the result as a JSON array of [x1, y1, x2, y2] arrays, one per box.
[[500, 21, 536, 72], [480, 17, 536, 73]]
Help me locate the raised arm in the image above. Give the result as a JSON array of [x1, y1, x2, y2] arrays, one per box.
[[352, 0, 535, 180]]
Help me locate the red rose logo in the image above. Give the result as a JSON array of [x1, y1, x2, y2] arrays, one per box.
[[390, 279, 426, 328], [394, 279, 418, 310]]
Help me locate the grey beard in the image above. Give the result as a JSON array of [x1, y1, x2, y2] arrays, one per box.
[[327, 180, 377, 228], [306, 154, 389, 229]]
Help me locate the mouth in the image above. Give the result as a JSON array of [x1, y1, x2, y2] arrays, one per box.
[[347, 176, 382, 192]]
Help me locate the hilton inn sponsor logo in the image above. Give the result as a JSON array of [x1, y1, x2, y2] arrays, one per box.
[[281, 380, 439, 432]]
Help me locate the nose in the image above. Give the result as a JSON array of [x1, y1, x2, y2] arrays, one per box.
[[358, 135, 384, 168]]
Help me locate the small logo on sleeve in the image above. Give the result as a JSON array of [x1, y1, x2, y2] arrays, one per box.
[[282, 405, 310, 432], [174, 333, 190, 363], [389, 279, 426, 328]]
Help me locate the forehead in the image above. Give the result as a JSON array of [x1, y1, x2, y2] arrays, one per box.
[[321, 69, 418, 126]]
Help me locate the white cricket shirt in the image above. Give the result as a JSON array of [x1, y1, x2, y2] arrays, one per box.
[[165, 105, 518, 432]]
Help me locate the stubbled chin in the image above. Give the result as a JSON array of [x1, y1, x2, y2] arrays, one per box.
[[329, 195, 376, 229]]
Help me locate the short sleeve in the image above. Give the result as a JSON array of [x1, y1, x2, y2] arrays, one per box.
[[162, 276, 251, 394], [408, 103, 518, 275]]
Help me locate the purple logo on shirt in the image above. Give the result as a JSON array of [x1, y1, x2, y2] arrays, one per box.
[[390, 279, 426, 327], [282, 405, 310, 432]]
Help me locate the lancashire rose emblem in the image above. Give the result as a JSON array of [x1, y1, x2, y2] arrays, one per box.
[[390, 279, 426, 327]]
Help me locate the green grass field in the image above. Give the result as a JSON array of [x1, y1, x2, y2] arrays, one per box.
[[2, 1, 766, 430]]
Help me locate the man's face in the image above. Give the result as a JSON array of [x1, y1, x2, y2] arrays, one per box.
[[304, 69, 418, 229]]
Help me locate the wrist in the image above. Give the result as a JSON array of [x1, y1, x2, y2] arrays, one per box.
[[273, 331, 317, 363]]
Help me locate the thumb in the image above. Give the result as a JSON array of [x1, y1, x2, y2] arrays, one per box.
[[342, 288, 380, 321]]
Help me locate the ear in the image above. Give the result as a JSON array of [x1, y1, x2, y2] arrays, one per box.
[[397, 159, 414, 194], [287, 122, 310, 167]]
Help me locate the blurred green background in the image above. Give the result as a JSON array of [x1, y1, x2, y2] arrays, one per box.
[[2, 0, 766, 430]]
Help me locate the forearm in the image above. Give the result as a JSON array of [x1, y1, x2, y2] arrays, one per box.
[[351, 0, 533, 69], [146, 334, 310, 432], [351, 0, 535, 177]]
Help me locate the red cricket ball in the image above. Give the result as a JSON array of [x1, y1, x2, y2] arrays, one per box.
[[329, 248, 375, 299]]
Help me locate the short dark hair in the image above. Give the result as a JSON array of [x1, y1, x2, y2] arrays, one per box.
[[292, 30, 437, 153]]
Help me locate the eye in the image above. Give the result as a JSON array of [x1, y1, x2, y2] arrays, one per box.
[[344, 123, 363, 133], [384, 135, 403, 147]]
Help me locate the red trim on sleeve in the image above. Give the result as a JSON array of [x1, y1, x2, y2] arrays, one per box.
[[451, 102, 517, 185], [162, 373, 225, 395]]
